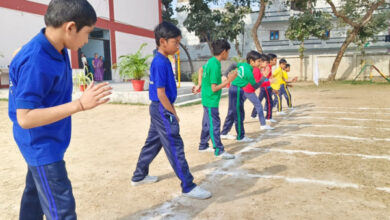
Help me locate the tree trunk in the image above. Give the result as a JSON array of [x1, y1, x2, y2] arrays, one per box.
[[179, 42, 194, 74], [235, 39, 242, 58], [299, 42, 304, 80], [328, 28, 358, 80], [251, 0, 266, 53], [207, 40, 214, 56]]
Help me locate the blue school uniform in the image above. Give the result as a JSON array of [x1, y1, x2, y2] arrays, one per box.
[[8, 29, 76, 220], [132, 52, 196, 193]]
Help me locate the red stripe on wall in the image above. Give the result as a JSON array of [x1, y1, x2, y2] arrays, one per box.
[[108, 0, 117, 65], [0, 0, 47, 15], [159, 0, 162, 23]]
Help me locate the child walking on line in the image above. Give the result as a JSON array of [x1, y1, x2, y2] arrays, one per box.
[[131, 21, 211, 200], [220, 51, 267, 142], [8, 1, 112, 219], [193, 40, 237, 159]]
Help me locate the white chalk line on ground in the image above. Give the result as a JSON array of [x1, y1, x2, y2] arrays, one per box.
[[278, 124, 390, 131], [305, 111, 390, 116], [287, 116, 390, 122], [265, 132, 390, 142], [247, 147, 390, 162], [213, 170, 390, 194], [309, 107, 390, 111]]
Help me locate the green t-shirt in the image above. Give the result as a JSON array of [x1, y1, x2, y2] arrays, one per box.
[[231, 62, 256, 88], [201, 56, 222, 108]]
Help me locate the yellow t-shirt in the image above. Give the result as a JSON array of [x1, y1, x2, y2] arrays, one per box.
[[281, 70, 288, 85], [271, 66, 283, 90]]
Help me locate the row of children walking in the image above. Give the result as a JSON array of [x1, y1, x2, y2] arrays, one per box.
[[192, 40, 296, 160], [9, 0, 296, 217]]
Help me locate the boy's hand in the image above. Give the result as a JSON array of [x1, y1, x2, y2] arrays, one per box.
[[79, 81, 112, 110], [222, 76, 227, 82], [227, 70, 238, 82], [192, 85, 201, 94], [291, 76, 298, 83], [174, 114, 180, 123], [273, 89, 279, 95]]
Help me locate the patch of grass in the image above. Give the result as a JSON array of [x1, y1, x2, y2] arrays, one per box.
[[176, 100, 202, 108], [0, 98, 8, 101], [338, 80, 390, 85]]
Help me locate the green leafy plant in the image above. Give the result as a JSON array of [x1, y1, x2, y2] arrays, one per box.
[[231, 56, 246, 63], [191, 72, 199, 85], [118, 43, 152, 80], [73, 67, 93, 88]]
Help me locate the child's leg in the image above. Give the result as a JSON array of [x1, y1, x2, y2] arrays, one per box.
[[273, 91, 282, 112], [207, 107, 225, 155], [280, 85, 289, 108], [199, 107, 211, 150], [245, 92, 266, 126], [285, 85, 292, 107], [20, 168, 44, 220], [265, 87, 273, 119], [221, 86, 236, 135], [132, 120, 163, 182], [27, 161, 76, 220], [155, 104, 197, 193], [234, 87, 246, 140], [251, 88, 264, 118]]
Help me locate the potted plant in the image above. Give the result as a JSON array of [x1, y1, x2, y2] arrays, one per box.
[[73, 67, 93, 92], [118, 43, 152, 91]]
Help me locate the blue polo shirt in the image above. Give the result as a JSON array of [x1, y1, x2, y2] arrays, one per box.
[[149, 52, 177, 103], [8, 28, 73, 166]]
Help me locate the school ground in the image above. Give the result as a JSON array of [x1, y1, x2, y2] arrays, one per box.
[[1, 82, 390, 220]]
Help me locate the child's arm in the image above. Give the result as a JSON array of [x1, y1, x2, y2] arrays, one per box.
[[17, 82, 112, 129], [211, 70, 237, 92], [157, 88, 179, 122], [192, 66, 203, 94]]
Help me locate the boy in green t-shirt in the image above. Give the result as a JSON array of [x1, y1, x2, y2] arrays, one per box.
[[221, 51, 266, 142], [193, 40, 237, 159]]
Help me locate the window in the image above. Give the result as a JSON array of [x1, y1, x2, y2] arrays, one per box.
[[385, 35, 390, 42], [325, 30, 330, 38], [270, 31, 279, 40]]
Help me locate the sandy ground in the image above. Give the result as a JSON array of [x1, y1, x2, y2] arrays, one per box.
[[1, 82, 390, 220]]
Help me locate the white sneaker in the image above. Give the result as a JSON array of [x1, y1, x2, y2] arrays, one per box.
[[216, 151, 235, 160], [276, 112, 287, 116], [199, 147, 214, 153], [237, 136, 253, 142], [288, 107, 294, 110], [266, 119, 277, 123], [131, 175, 159, 186], [260, 125, 274, 130], [221, 134, 236, 140], [182, 186, 212, 200]]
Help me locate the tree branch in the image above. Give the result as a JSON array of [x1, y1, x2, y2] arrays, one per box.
[[360, 0, 385, 27], [326, 0, 358, 27]]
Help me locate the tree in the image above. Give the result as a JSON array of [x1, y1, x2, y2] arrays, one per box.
[[162, 0, 194, 73], [325, 0, 387, 80], [177, 0, 219, 54], [251, 0, 269, 53], [214, 2, 251, 57], [286, 10, 332, 80]]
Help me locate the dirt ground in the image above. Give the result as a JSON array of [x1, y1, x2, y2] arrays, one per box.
[[1, 82, 390, 220]]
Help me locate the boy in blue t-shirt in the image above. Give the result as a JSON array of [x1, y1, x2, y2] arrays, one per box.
[[131, 22, 211, 200], [8, 0, 112, 219]]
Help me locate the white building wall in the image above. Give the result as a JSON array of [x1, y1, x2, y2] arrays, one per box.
[[113, 31, 156, 82], [0, 8, 45, 66], [28, 0, 110, 19], [113, 0, 159, 30]]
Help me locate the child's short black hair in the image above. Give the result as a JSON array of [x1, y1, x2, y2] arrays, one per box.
[[279, 58, 287, 65], [260, 54, 270, 62], [246, 50, 262, 63], [268, 53, 277, 60], [44, 0, 97, 32], [286, 64, 290, 68], [212, 39, 231, 56], [154, 21, 182, 47]]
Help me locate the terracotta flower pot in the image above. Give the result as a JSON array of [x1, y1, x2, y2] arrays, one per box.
[[80, 85, 87, 92], [132, 80, 145, 91]]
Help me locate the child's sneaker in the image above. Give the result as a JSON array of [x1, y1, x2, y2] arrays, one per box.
[[266, 119, 277, 123], [237, 136, 253, 142], [131, 176, 159, 186], [260, 125, 274, 130], [221, 134, 236, 140], [288, 107, 294, 110], [215, 151, 235, 160], [276, 112, 287, 116], [199, 147, 214, 153], [182, 186, 212, 200]]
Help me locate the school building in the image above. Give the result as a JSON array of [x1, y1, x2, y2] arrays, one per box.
[[0, 0, 162, 85]]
